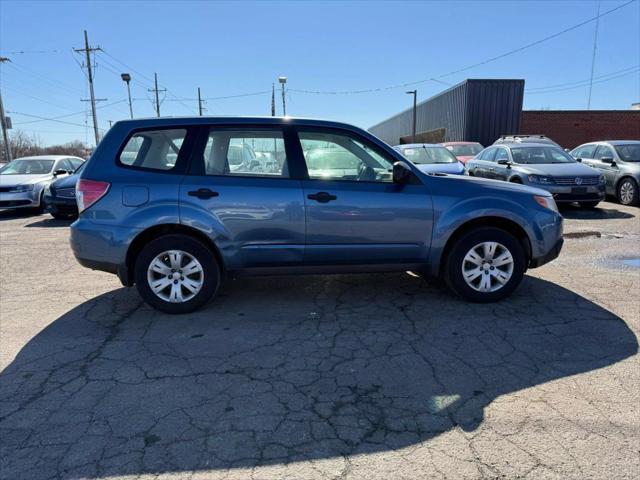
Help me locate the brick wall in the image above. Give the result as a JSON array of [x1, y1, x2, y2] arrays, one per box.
[[521, 110, 640, 149]]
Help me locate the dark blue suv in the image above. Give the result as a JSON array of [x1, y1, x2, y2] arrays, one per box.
[[71, 117, 563, 313]]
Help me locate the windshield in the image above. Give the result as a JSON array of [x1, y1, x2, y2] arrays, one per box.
[[447, 144, 483, 157], [0, 159, 55, 175], [402, 146, 458, 164], [614, 144, 640, 162], [510, 146, 576, 165]]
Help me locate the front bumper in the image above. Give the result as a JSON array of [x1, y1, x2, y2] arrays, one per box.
[[0, 191, 40, 209], [43, 193, 78, 216], [530, 237, 564, 268], [523, 182, 605, 203]]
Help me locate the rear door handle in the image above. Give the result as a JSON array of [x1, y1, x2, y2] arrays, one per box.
[[188, 188, 219, 199], [307, 191, 337, 203]]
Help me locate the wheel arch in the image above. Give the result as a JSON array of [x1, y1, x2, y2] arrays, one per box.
[[438, 216, 532, 277], [123, 224, 225, 286], [616, 175, 638, 193]]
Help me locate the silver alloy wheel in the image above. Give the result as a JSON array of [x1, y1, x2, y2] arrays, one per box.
[[146, 250, 204, 303], [462, 241, 514, 293], [620, 180, 634, 204]]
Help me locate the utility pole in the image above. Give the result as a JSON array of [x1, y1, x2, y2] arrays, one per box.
[[197, 87, 204, 116], [587, 0, 601, 110], [0, 56, 12, 162], [406, 90, 417, 142], [74, 30, 101, 146], [148, 73, 166, 117]]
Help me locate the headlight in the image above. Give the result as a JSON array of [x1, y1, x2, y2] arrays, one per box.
[[527, 174, 555, 185], [9, 184, 34, 193], [598, 173, 605, 183], [534, 195, 558, 212]]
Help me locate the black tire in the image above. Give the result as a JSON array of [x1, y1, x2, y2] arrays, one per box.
[[50, 211, 77, 220], [443, 227, 526, 303], [617, 178, 639, 206], [579, 201, 600, 209], [34, 191, 46, 214], [134, 234, 220, 314]]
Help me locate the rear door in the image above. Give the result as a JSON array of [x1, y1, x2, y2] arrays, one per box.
[[293, 127, 433, 265], [179, 126, 305, 269]]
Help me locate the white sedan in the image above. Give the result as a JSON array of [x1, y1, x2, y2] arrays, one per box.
[[0, 155, 84, 212]]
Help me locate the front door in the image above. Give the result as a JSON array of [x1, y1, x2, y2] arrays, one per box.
[[179, 127, 305, 269], [294, 128, 433, 265]]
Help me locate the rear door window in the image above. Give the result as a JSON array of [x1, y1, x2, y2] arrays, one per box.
[[494, 148, 509, 162], [202, 129, 289, 177], [119, 128, 187, 171]]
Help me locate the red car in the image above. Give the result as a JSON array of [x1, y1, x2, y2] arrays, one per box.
[[441, 142, 484, 164]]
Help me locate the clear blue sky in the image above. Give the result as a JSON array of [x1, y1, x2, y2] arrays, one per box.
[[1, 0, 639, 146]]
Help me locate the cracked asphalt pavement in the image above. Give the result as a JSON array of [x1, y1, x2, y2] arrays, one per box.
[[1, 201, 639, 480]]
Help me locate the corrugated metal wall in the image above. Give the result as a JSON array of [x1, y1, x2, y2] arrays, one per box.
[[369, 79, 524, 147]]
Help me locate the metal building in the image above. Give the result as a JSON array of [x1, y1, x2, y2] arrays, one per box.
[[369, 79, 525, 147]]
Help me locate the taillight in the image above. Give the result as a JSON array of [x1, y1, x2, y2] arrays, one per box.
[[76, 179, 110, 213]]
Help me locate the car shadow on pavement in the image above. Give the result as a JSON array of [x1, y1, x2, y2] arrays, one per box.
[[23, 217, 74, 228], [0, 209, 43, 221], [1, 274, 637, 478], [559, 204, 635, 220]]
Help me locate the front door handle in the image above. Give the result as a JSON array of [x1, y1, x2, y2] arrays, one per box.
[[307, 191, 337, 203], [188, 188, 219, 199]]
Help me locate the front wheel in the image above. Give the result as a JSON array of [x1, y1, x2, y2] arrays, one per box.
[[134, 234, 220, 314], [443, 227, 526, 303], [617, 178, 639, 206]]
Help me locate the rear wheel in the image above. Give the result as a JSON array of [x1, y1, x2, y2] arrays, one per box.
[[617, 178, 639, 206], [134, 234, 220, 314], [444, 227, 526, 303]]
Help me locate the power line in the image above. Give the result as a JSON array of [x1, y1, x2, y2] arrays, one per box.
[[526, 65, 640, 92], [526, 66, 640, 95], [587, 1, 602, 109], [12, 99, 128, 125], [6, 110, 106, 130], [73, 30, 102, 145], [290, 0, 637, 95]]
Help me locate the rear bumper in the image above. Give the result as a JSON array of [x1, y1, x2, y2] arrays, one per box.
[[70, 218, 140, 286], [530, 237, 564, 268]]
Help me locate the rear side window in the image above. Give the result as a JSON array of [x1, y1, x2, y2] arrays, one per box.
[[119, 128, 187, 171], [479, 148, 496, 161], [203, 129, 289, 177]]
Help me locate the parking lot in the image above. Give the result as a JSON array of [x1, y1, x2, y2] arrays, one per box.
[[0, 201, 638, 480]]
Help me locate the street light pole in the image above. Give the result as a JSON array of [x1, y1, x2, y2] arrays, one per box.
[[406, 90, 417, 143], [121, 73, 133, 119], [278, 76, 287, 116]]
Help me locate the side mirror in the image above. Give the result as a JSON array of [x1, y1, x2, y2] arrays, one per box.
[[601, 157, 614, 165], [393, 162, 420, 185], [575, 158, 583, 162], [53, 169, 68, 176], [497, 159, 512, 167], [564, 148, 571, 152]]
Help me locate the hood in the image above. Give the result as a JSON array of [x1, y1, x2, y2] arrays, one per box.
[[51, 173, 80, 189], [415, 162, 465, 175], [0, 173, 51, 187], [514, 162, 598, 177], [424, 172, 551, 197]]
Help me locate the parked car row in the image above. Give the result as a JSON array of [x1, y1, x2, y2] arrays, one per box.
[[0, 155, 85, 215], [394, 138, 639, 208]]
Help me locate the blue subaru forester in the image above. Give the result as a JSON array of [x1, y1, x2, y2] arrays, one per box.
[[71, 117, 563, 313]]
